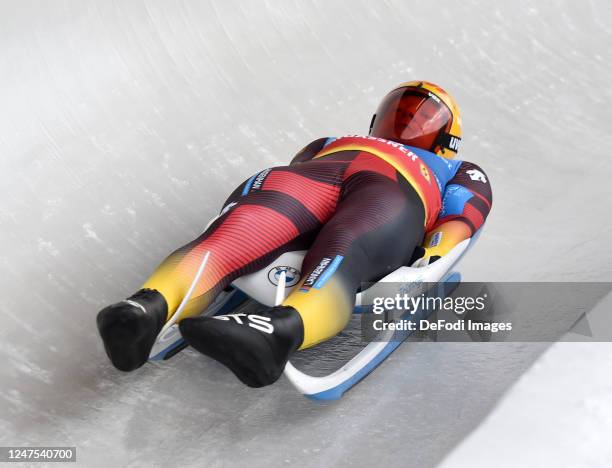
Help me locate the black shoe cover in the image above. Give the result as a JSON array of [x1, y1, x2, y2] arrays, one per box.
[[179, 306, 304, 388], [96, 289, 168, 372]]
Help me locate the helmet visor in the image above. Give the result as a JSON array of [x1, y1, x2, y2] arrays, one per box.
[[370, 87, 452, 151]]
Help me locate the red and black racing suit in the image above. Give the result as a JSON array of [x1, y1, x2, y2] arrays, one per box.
[[143, 135, 493, 348]]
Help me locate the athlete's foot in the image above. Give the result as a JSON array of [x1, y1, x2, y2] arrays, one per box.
[[179, 306, 304, 388], [96, 289, 168, 372]]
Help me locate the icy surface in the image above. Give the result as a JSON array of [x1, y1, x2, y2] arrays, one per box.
[[1, 1, 612, 467]]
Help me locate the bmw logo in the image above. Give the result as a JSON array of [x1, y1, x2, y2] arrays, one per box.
[[267, 266, 300, 287]]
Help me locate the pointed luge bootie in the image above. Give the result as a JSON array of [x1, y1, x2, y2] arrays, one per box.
[[96, 289, 168, 372], [179, 306, 304, 388]]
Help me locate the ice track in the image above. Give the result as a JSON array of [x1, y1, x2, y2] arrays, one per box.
[[1, 1, 612, 466]]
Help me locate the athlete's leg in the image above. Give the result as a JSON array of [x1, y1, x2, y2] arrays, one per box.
[[139, 176, 258, 320], [144, 161, 352, 319], [97, 161, 347, 371], [180, 155, 426, 386], [284, 171, 426, 348]]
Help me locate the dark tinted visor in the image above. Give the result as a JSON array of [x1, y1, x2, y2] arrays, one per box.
[[370, 88, 452, 151]]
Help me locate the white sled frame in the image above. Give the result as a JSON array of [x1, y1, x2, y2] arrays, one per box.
[[281, 238, 471, 400]]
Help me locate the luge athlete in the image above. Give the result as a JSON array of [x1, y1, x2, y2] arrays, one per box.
[[97, 81, 493, 387]]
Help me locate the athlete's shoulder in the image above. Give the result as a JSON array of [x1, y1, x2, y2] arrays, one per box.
[[451, 159, 493, 203], [454, 160, 491, 185], [290, 137, 335, 164]]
